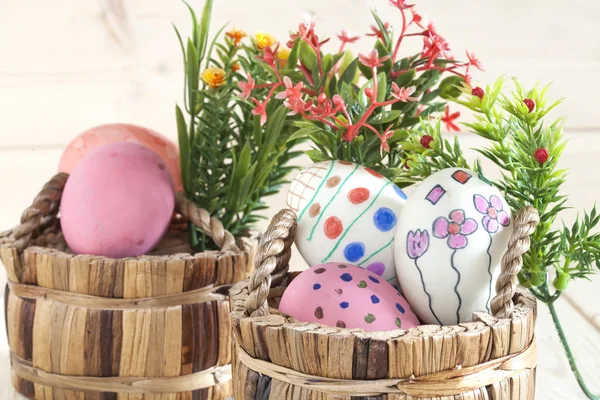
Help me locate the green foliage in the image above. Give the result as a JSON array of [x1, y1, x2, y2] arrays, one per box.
[[403, 77, 600, 301], [175, 0, 300, 250]]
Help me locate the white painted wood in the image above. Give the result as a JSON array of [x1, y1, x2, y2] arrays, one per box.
[[1, 0, 599, 147]]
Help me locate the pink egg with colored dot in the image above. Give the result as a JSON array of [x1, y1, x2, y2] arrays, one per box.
[[60, 142, 175, 258], [279, 263, 420, 332], [286, 161, 407, 286], [59, 123, 183, 191]]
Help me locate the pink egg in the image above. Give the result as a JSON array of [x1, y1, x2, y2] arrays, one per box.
[[279, 263, 420, 331], [59, 123, 183, 191], [60, 142, 175, 258]]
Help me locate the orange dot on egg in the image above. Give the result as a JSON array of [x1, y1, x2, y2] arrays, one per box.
[[365, 167, 383, 178], [324, 216, 343, 239], [348, 187, 370, 204]]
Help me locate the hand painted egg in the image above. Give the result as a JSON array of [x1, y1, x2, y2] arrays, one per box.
[[394, 168, 513, 325], [60, 142, 175, 258], [286, 161, 407, 286], [279, 263, 419, 331], [59, 123, 183, 191]]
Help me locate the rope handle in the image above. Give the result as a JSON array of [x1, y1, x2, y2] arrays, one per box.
[[11, 173, 240, 254], [245, 206, 539, 319]]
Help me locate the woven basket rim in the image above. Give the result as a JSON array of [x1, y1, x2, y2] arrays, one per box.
[[230, 273, 537, 342], [0, 225, 256, 263]]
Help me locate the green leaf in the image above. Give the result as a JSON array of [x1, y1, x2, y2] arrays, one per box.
[[439, 76, 465, 99], [197, 0, 214, 60], [395, 69, 416, 88], [186, 39, 200, 113], [204, 22, 229, 69], [326, 75, 337, 97], [371, 11, 391, 48], [375, 40, 392, 74], [175, 105, 190, 191], [299, 40, 318, 70], [322, 54, 334, 76], [368, 110, 401, 125], [376, 72, 387, 102], [339, 59, 358, 86], [287, 39, 300, 70], [306, 149, 330, 162], [358, 61, 373, 80]]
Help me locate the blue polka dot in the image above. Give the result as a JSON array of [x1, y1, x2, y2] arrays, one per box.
[[373, 207, 397, 232], [343, 242, 365, 262], [313, 283, 321, 290], [370, 295, 380, 304], [396, 303, 406, 314], [394, 185, 407, 200], [340, 273, 353, 282], [340, 301, 349, 309], [369, 276, 380, 284]]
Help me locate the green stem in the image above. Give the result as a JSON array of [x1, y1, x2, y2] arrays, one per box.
[[548, 301, 600, 399]]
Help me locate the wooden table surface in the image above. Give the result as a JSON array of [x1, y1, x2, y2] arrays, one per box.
[[0, 0, 599, 398]]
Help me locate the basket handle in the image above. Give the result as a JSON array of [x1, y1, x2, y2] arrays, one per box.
[[491, 206, 539, 318], [12, 173, 240, 254], [245, 206, 539, 320], [244, 209, 297, 317], [175, 193, 239, 252]]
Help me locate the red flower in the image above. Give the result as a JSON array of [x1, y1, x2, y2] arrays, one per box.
[[391, 83, 418, 102], [523, 98, 535, 113], [420, 134, 434, 149], [380, 126, 395, 155], [410, 9, 424, 28], [238, 73, 255, 100], [275, 76, 304, 101], [466, 51, 484, 71], [471, 87, 485, 99], [337, 30, 360, 46], [389, 0, 414, 10], [359, 49, 390, 68], [251, 98, 269, 126], [534, 148, 549, 164], [284, 98, 312, 116], [366, 22, 390, 41], [257, 44, 279, 67], [441, 105, 460, 131], [422, 33, 450, 61]]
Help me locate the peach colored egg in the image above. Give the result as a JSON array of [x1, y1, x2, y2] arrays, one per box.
[[59, 123, 183, 191], [60, 142, 175, 258], [279, 262, 420, 332]]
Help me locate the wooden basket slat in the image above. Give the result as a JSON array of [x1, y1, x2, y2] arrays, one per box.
[[2, 230, 253, 400], [230, 273, 538, 400]]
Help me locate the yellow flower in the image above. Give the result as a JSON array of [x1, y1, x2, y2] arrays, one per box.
[[254, 31, 277, 50], [231, 63, 241, 72], [202, 67, 226, 89], [226, 27, 247, 46], [277, 48, 291, 68]]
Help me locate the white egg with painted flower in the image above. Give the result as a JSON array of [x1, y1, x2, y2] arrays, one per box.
[[394, 168, 513, 325], [287, 161, 407, 286]]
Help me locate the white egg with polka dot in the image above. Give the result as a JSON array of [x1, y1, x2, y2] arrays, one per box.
[[287, 161, 407, 286]]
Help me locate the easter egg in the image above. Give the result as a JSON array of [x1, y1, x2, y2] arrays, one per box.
[[286, 161, 407, 286], [59, 123, 183, 191], [279, 263, 419, 331], [60, 142, 175, 258], [394, 168, 513, 325]]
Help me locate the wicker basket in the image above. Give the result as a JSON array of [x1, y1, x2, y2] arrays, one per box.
[[0, 173, 255, 399], [230, 207, 540, 399]]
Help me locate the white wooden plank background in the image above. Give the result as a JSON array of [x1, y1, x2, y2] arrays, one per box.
[[0, 0, 599, 398]]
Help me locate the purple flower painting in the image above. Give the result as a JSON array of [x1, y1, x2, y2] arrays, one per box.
[[406, 229, 429, 259], [473, 194, 510, 233], [433, 209, 477, 249]]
